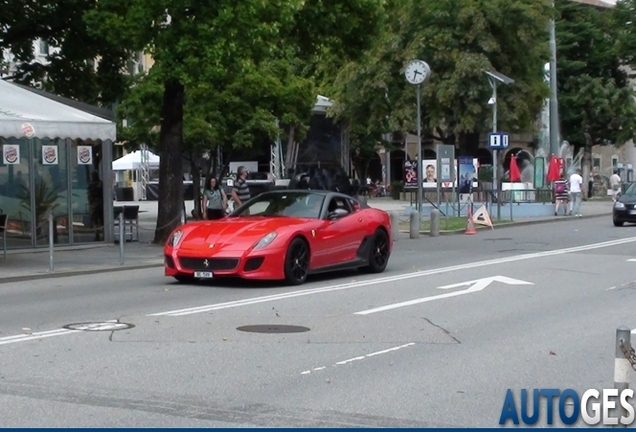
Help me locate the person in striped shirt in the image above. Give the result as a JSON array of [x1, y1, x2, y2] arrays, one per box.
[[231, 166, 251, 209]]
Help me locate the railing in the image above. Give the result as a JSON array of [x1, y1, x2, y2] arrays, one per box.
[[402, 187, 555, 206]]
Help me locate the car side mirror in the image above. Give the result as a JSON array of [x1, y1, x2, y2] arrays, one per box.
[[328, 208, 349, 220]]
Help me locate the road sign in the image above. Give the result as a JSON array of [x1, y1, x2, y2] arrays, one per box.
[[488, 132, 509, 150]]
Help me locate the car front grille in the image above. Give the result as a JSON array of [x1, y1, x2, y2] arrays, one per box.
[[178, 257, 239, 271]]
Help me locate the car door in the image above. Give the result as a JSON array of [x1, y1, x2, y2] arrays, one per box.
[[312, 196, 362, 267]]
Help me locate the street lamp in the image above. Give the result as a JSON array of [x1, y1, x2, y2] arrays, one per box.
[[483, 69, 514, 221], [404, 59, 431, 219]]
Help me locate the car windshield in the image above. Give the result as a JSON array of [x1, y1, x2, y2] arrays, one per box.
[[229, 192, 326, 219], [624, 182, 636, 195]]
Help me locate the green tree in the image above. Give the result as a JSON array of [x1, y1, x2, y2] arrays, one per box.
[[556, 0, 636, 188], [0, 0, 131, 105], [330, 0, 553, 181]]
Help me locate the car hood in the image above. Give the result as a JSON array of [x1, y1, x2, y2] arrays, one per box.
[[177, 217, 314, 252], [619, 194, 636, 205]]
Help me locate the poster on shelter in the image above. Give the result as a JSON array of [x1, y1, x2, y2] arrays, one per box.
[[77, 145, 92, 165], [42, 145, 59, 165], [458, 156, 477, 194], [3, 144, 20, 165]]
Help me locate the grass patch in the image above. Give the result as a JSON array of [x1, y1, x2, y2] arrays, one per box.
[[398, 216, 515, 232]]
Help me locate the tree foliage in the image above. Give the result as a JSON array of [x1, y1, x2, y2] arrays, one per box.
[[328, 0, 553, 178], [555, 0, 636, 184], [0, 0, 131, 105]]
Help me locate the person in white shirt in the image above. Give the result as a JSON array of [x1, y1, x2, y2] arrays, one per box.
[[610, 171, 622, 201], [569, 169, 583, 217]]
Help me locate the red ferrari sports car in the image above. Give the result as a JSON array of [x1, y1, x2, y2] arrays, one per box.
[[164, 190, 393, 285]]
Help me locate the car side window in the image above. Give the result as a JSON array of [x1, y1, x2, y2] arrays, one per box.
[[326, 197, 352, 216]]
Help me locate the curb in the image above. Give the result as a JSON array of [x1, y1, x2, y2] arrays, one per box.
[[0, 262, 164, 284], [399, 212, 609, 236]]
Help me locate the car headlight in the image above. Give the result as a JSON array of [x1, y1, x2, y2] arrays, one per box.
[[615, 202, 626, 209], [253, 232, 277, 249], [167, 230, 184, 247]]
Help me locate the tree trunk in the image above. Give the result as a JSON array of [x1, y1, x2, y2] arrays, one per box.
[[153, 79, 185, 244], [190, 149, 202, 220]]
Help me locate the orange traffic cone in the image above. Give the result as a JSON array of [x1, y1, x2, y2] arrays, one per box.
[[465, 209, 477, 235]]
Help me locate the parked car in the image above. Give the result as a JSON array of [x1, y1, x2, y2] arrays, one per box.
[[613, 182, 636, 226]]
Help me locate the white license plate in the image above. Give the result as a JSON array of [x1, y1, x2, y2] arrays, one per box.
[[630, 210, 636, 215], [194, 271, 214, 278]]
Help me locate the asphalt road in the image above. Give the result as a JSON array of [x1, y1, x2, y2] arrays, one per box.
[[1, 217, 636, 427]]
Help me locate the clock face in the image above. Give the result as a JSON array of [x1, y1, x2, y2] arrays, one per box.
[[405, 60, 430, 85]]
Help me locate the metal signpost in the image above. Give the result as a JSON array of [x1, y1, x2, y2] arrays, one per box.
[[404, 59, 431, 225], [487, 132, 510, 220], [483, 70, 514, 221]]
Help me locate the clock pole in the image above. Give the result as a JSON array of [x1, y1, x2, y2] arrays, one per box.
[[416, 83, 423, 218]]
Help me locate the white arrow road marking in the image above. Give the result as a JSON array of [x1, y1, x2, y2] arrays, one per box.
[[301, 343, 415, 375], [354, 276, 533, 315], [628, 259, 636, 262], [149, 237, 636, 317]]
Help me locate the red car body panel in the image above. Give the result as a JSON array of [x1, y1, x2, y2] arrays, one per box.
[[163, 192, 392, 281]]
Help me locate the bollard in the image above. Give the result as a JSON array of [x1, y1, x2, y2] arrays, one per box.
[[48, 212, 54, 272], [430, 209, 440, 237], [390, 211, 399, 242], [119, 212, 125, 265], [409, 210, 420, 239], [615, 326, 632, 426]]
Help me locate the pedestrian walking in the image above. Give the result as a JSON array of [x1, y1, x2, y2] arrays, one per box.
[[568, 169, 584, 217], [554, 172, 569, 216], [610, 170, 622, 202], [231, 166, 251, 210]]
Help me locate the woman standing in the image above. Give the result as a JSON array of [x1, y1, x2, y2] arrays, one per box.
[[202, 175, 228, 220]]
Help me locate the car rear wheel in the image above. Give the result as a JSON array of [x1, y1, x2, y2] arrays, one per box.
[[284, 238, 310, 285], [614, 219, 625, 227], [174, 275, 196, 283], [360, 228, 390, 273]]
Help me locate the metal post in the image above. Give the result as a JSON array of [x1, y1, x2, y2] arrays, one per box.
[[416, 84, 423, 226], [491, 81, 501, 221], [430, 209, 440, 237], [390, 211, 399, 242], [119, 212, 125, 265], [409, 210, 419, 239], [48, 212, 54, 272], [615, 326, 631, 426], [549, 5, 561, 157]]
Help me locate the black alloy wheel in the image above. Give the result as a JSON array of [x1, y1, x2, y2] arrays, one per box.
[[284, 238, 310, 285], [361, 229, 390, 273]]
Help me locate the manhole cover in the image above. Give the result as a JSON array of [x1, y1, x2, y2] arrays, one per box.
[[236, 325, 310, 334], [62, 321, 135, 332]]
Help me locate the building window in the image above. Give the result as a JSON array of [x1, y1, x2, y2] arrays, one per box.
[[612, 156, 619, 170]]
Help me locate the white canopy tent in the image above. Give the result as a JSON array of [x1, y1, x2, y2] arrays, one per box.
[[112, 150, 160, 171], [0, 79, 116, 141]]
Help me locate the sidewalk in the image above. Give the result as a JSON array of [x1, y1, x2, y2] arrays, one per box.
[[0, 197, 614, 283]]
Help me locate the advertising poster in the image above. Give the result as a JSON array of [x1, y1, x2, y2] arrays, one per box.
[[42, 145, 59, 165], [3, 144, 20, 165], [404, 160, 417, 187], [458, 156, 476, 194], [77, 145, 93, 165]]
